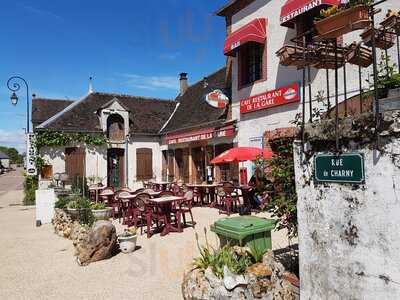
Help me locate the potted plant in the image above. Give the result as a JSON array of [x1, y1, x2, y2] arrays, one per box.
[[90, 202, 112, 220], [314, 1, 371, 39], [380, 10, 400, 34], [345, 43, 373, 67], [66, 196, 92, 222], [118, 227, 138, 253], [276, 45, 316, 68], [313, 43, 345, 69], [360, 27, 395, 50]]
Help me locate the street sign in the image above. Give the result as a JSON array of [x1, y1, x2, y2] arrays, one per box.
[[314, 153, 365, 184], [26, 133, 37, 176]]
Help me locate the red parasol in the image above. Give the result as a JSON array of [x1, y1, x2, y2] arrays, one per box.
[[210, 147, 273, 164]]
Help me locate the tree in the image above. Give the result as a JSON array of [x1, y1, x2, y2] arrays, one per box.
[[0, 146, 23, 164]]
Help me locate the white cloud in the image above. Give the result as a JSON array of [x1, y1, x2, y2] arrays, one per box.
[[0, 129, 26, 153], [18, 3, 63, 21], [121, 73, 179, 91]]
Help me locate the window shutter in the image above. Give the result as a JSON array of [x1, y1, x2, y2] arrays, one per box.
[[136, 148, 153, 180]]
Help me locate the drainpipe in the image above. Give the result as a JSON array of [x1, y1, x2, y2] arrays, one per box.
[[125, 134, 129, 187]]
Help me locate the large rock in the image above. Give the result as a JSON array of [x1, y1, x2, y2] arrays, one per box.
[[75, 220, 117, 266], [182, 249, 299, 300]]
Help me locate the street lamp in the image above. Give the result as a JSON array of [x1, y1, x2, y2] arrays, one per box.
[[7, 76, 30, 133]]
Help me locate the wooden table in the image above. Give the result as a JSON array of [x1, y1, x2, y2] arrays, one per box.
[[149, 196, 184, 236], [187, 184, 217, 206]]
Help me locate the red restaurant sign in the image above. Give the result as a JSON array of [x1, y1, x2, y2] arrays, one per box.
[[166, 125, 235, 145], [240, 82, 300, 114]]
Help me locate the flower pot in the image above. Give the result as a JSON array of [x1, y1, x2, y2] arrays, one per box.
[[313, 45, 345, 69], [66, 208, 80, 220], [118, 235, 138, 253], [315, 5, 371, 39], [276, 45, 316, 68], [380, 14, 400, 35], [345, 43, 372, 67], [92, 208, 112, 220], [360, 27, 395, 50]]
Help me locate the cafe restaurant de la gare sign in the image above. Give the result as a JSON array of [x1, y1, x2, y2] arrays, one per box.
[[240, 82, 300, 114]]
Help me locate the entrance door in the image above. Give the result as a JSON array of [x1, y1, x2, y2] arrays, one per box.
[[107, 148, 124, 188]]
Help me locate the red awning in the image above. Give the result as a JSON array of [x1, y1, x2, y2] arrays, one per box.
[[224, 18, 267, 56], [280, 0, 340, 27], [211, 147, 274, 164]]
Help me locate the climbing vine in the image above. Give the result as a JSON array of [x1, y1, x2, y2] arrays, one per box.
[[35, 131, 107, 150], [256, 139, 298, 239]]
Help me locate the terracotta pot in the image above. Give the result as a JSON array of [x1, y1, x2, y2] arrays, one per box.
[[276, 45, 316, 68], [360, 27, 395, 50], [315, 5, 371, 39], [380, 14, 400, 35], [345, 44, 372, 67]]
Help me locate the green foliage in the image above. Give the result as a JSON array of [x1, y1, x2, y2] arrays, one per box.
[[90, 202, 106, 210], [247, 243, 266, 263], [262, 140, 298, 239], [0, 146, 23, 164], [54, 196, 70, 209], [23, 174, 38, 205], [316, 0, 372, 21], [66, 195, 94, 226], [193, 229, 254, 278], [34, 131, 107, 150]]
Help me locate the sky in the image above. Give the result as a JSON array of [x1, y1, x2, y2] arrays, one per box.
[[0, 0, 228, 152]]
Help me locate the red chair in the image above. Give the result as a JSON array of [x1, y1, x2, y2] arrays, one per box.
[[219, 182, 240, 216], [115, 190, 134, 223], [99, 187, 114, 205], [175, 189, 195, 228]]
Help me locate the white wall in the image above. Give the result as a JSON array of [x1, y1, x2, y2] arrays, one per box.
[[294, 136, 400, 299], [41, 146, 66, 175], [229, 0, 400, 177]]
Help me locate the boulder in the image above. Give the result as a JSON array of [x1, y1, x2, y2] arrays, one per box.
[[75, 220, 117, 266]]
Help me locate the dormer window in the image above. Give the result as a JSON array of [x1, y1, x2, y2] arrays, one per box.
[[107, 114, 125, 141]]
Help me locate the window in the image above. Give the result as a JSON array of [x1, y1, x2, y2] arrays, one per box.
[[239, 42, 264, 87], [136, 148, 153, 180], [107, 114, 125, 141]]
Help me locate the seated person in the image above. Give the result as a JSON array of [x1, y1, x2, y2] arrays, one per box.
[[247, 167, 273, 209]]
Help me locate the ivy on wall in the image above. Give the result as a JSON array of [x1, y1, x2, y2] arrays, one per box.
[[35, 131, 107, 150]]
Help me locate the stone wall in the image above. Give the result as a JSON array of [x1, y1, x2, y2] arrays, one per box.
[[294, 111, 400, 299]]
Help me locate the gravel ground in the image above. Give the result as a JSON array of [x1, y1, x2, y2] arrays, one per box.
[[0, 175, 292, 300]]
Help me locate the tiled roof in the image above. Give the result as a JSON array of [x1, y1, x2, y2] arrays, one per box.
[[32, 98, 74, 128], [161, 67, 229, 134], [36, 92, 176, 135]]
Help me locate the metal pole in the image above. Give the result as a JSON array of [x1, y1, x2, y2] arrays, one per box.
[[334, 39, 339, 151], [397, 34, 400, 73], [383, 26, 389, 78], [326, 69, 330, 117], [359, 64, 363, 114], [371, 10, 380, 133], [6, 76, 30, 133], [302, 36, 306, 147], [308, 66, 313, 122], [125, 135, 129, 187], [343, 60, 348, 117]]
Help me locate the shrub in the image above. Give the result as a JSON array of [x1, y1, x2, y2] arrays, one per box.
[[23, 175, 38, 206], [54, 196, 70, 209], [90, 202, 106, 210], [66, 196, 94, 226]]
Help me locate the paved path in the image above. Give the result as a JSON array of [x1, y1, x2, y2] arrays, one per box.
[[0, 168, 24, 198], [0, 173, 292, 300]]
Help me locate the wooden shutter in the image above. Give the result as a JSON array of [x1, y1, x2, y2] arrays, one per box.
[[136, 148, 153, 180], [65, 147, 85, 179]]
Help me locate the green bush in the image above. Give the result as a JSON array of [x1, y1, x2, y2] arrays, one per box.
[[54, 196, 70, 209], [23, 175, 38, 206], [66, 196, 94, 226], [90, 202, 106, 210]]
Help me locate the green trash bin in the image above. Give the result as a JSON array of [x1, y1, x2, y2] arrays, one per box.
[[210, 216, 276, 253]]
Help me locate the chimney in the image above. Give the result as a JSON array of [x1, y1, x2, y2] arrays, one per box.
[[88, 76, 94, 94], [179, 72, 188, 96]]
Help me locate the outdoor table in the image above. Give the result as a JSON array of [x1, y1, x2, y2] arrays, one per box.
[[118, 193, 137, 202], [147, 190, 162, 198], [187, 184, 217, 205], [89, 185, 104, 202], [98, 190, 115, 204], [148, 196, 184, 236], [153, 182, 170, 191]]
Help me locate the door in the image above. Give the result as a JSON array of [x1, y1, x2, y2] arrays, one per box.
[[107, 148, 124, 188], [65, 147, 85, 179]]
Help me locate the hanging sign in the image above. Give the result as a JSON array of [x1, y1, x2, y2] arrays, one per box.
[[240, 82, 300, 114], [314, 153, 365, 184], [26, 133, 37, 176], [205, 90, 229, 109]]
